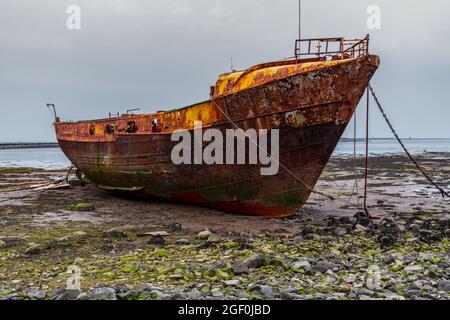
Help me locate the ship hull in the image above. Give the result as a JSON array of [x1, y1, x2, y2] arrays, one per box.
[[55, 55, 379, 217]]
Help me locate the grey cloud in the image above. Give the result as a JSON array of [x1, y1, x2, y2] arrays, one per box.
[[1, 0, 449, 142]]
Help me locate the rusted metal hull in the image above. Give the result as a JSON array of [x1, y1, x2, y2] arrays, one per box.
[[55, 55, 379, 217]]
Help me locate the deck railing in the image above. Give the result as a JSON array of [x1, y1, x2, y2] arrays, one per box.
[[294, 35, 369, 61]]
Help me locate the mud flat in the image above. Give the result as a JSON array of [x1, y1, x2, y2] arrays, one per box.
[[0, 153, 449, 300]]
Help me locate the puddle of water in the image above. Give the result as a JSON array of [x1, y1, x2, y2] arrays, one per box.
[[34, 210, 118, 225]]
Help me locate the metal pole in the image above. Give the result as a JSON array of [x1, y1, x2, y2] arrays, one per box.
[[298, 0, 302, 41], [364, 87, 369, 210]]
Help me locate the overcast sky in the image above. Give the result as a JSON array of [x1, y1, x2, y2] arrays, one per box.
[[1, 0, 449, 142]]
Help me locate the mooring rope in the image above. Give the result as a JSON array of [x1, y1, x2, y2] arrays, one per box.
[[368, 84, 450, 199]]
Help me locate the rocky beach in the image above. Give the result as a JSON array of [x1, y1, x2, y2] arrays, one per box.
[[0, 153, 449, 300]]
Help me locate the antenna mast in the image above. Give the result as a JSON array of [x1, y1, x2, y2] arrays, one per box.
[[298, 0, 302, 41]]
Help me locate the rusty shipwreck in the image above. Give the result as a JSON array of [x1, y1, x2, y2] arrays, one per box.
[[54, 36, 379, 217]]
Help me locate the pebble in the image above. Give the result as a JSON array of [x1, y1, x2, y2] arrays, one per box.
[[76, 293, 89, 300], [71, 203, 95, 212], [87, 287, 117, 300], [353, 224, 367, 234], [437, 280, 450, 292], [408, 224, 421, 234], [339, 284, 351, 293], [147, 235, 165, 245], [0, 293, 21, 300], [175, 239, 190, 245], [103, 229, 127, 239], [237, 291, 249, 300], [25, 243, 43, 255], [358, 288, 374, 297], [260, 285, 275, 299], [55, 289, 81, 300], [232, 253, 265, 274], [378, 234, 397, 247], [197, 230, 211, 240], [280, 291, 294, 300], [359, 295, 376, 300], [170, 292, 186, 300], [232, 263, 248, 274], [419, 229, 442, 242], [223, 279, 240, 286], [404, 265, 424, 272], [26, 290, 46, 299], [333, 227, 348, 236], [378, 219, 401, 234], [166, 222, 182, 232], [383, 256, 395, 264], [406, 289, 421, 297], [291, 260, 311, 272], [310, 261, 337, 274], [210, 289, 224, 298]]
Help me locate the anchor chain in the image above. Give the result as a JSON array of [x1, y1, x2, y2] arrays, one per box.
[[368, 84, 450, 199]]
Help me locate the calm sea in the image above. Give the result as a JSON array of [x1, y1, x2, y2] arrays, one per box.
[[0, 139, 449, 169]]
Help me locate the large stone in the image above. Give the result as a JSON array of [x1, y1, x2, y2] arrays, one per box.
[[260, 285, 275, 299], [0, 293, 21, 300], [280, 287, 298, 300], [404, 265, 423, 272], [300, 225, 320, 238], [147, 235, 165, 245], [352, 224, 368, 234], [103, 229, 127, 239], [76, 293, 89, 300], [333, 227, 348, 236], [25, 243, 44, 255], [291, 259, 311, 272], [175, 239, 190, 245], [87, 287, 117, 300], [244, 253, 265, 269], [210, 289, 224, 298], [383, 255, 395, 264], [223, 279, 240, 286], [310, 261, 338, 273], [419, 230, 442, 242], [437, 280, 450, 292], [232, 263, 249, 274], [423, 219, 442, 231], [378, 219, 401, 234], [197, 230, 211, 240], [407, 224, 421, 234], [55, 289, 81, 300], [406, 289, 421, 298], [377, 234, 397, 247], [232, 253, 265, 274], [166, 222, 182, 232], [354, 212, 372, 228], [132, 283, 154, 293], [26, 290, 46, 299]]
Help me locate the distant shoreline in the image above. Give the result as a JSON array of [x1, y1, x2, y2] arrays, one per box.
[[0, 143, 59, 150], [339, 137, 450, 142], [1, 138, 449, 150]]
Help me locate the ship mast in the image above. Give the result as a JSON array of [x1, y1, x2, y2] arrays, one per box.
[[298, 0, 302, 41]]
